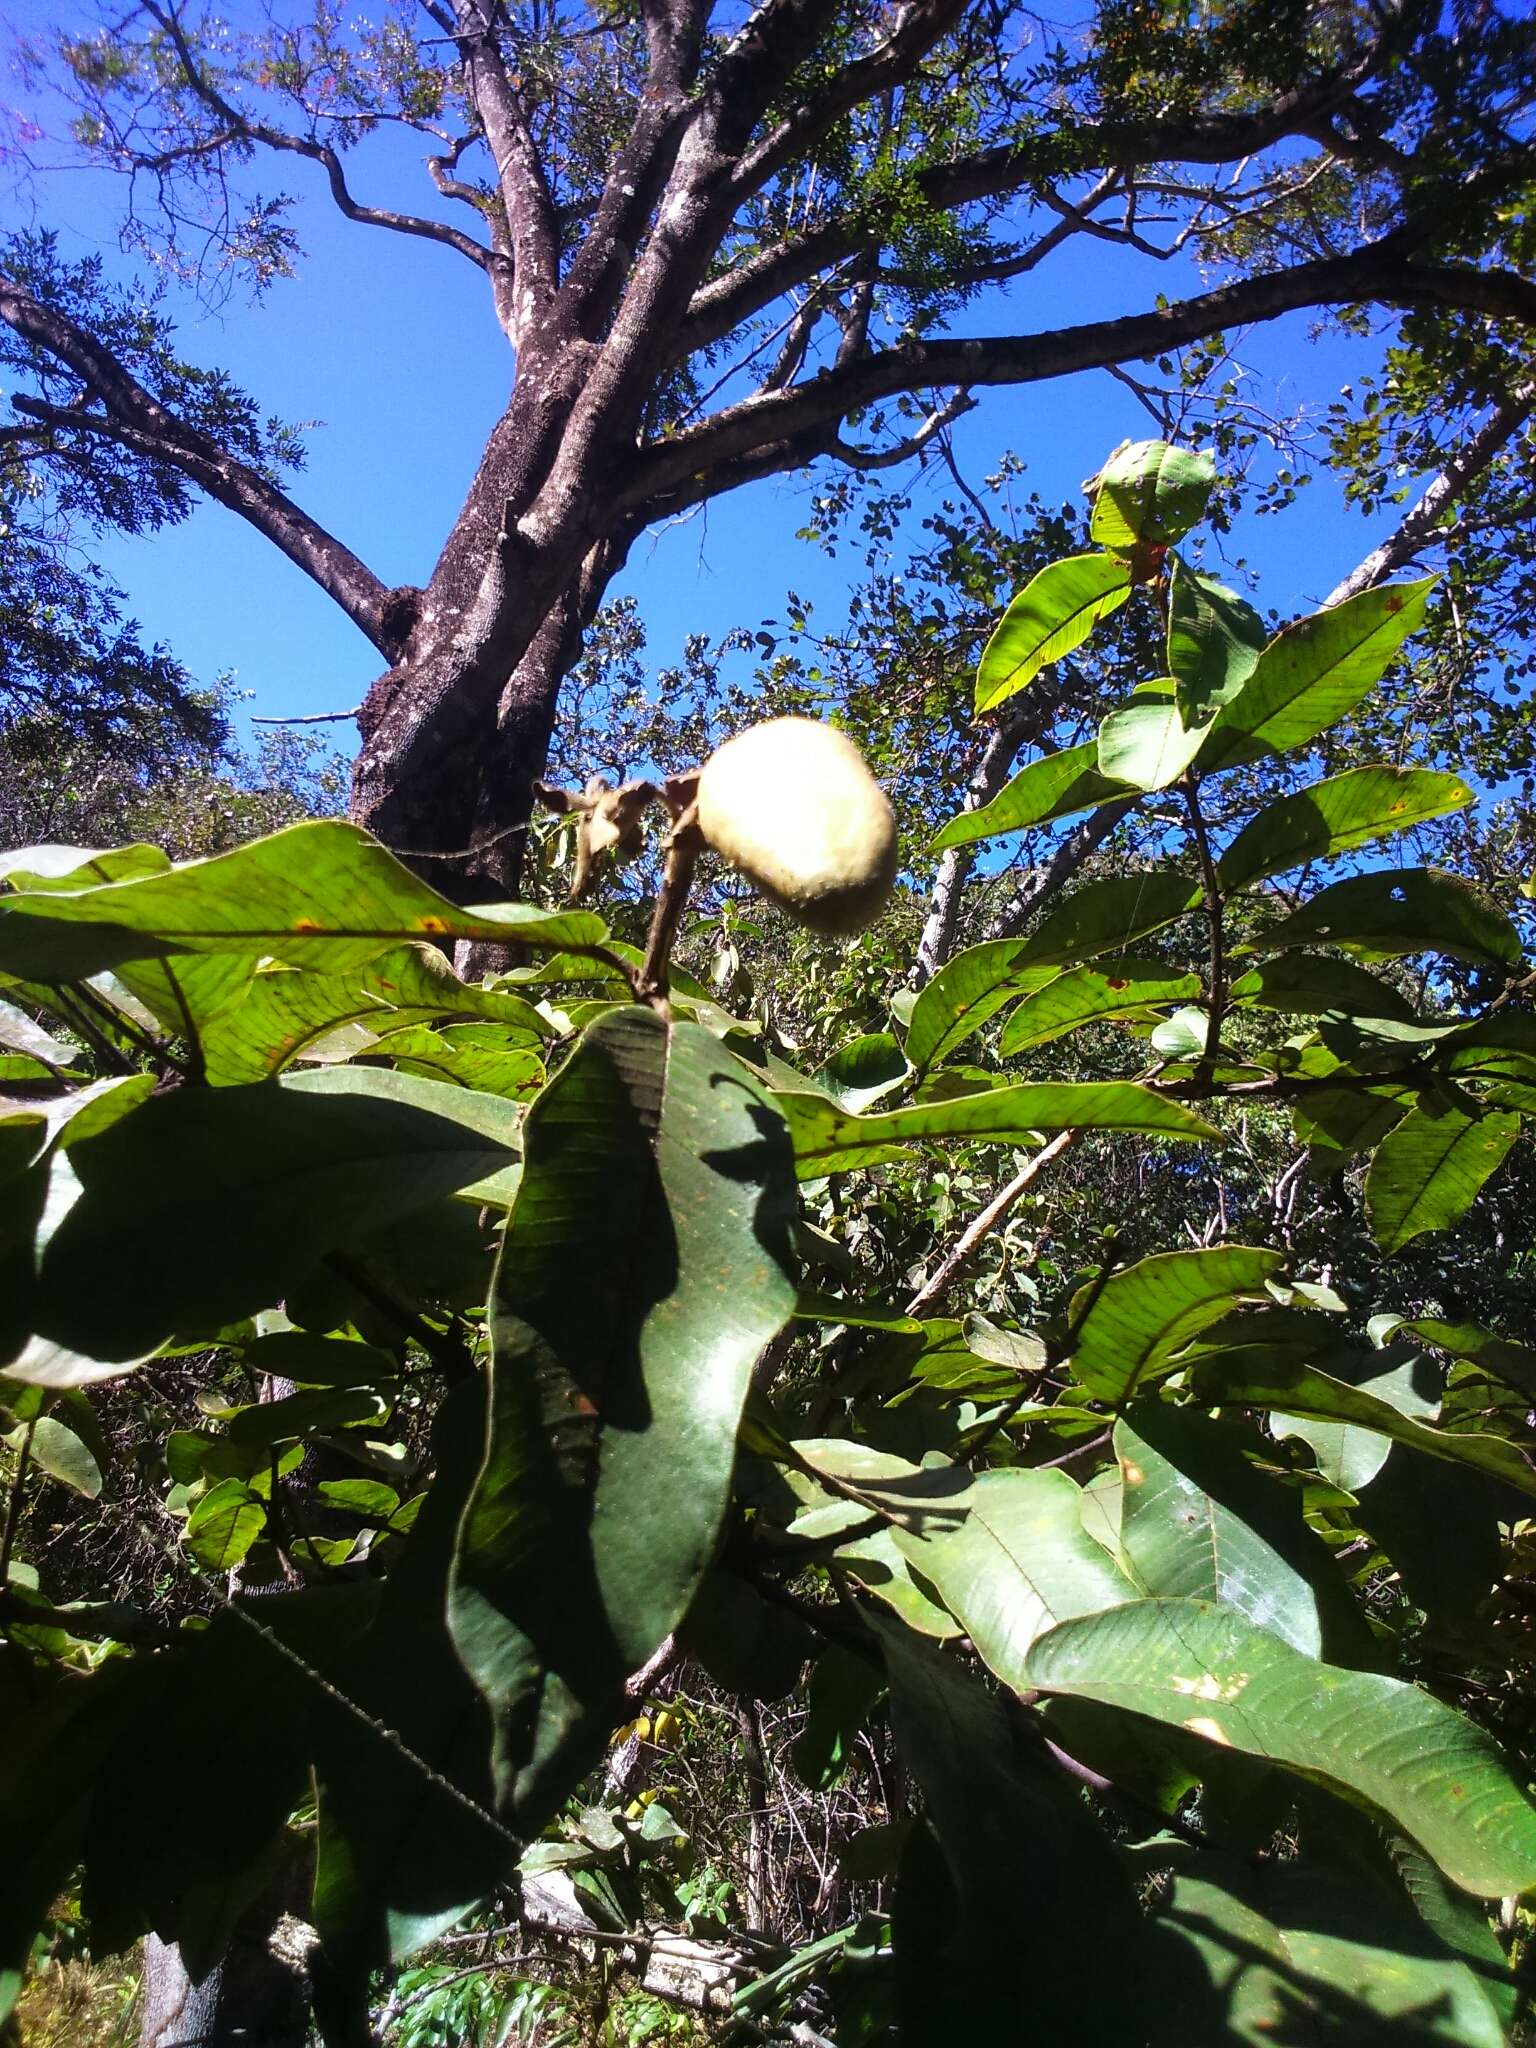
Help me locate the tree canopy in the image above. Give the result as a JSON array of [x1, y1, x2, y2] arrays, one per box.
[[2, 0, 1533, 894]]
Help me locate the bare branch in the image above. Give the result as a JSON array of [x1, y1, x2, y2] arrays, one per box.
[[141, 1, 513, 329], [451, 0, 559, 325], [633, 246, 1536, 516], [981, 801, 1138, 944], [0, 284, 395, 654], [832, 388, 975, 469], [1323, 385, 1536, 606]]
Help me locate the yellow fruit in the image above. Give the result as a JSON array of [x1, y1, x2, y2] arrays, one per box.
[[695, 718, 897, 935]]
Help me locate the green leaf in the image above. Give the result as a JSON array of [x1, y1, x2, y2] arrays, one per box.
[[903, 940, 1053, 1071], [1096, 701, 1206, 791], [1147, 1851, 1508, 2046], [813, 1032, 909, 1111], [0, 1002, 74, 1067], [1026, 1597, 1536, 1895], [0, 843, 171, 888], [1167, 558, 1265, 726], [1217, 768, 1473, 893], [1016, 871, 1201, 968], [1271, 1349, 1439, 1494], [1068, 1248, 1285, 1402], [363, 1023, 546, 1100], [791, 1644, 886, 1791], [1227, 955, 1417, 1023], [1091, 441, 1217, 550], [975, 555, 1133, 712], [1364, 1103, 1519, 1253], [1190, 1350, 1536, 1497], [778, 1081, 1221, 1177], [888, 1466, 1138, 1686], [1115, 1409, 1323, 1656], [1198, 578, 1435, 773], [4, 1414, 103, 1498], [449, 1008, 797, 1829], [931, 742, 1129, 852], [1251, 869, 1525, 970], [11, 1068, 522, 1367], [198, 943, 554, 1085], [185, 1479, 266, 1571], [1386, 1317, 1536, 1400], [1292, 1086, 1412, 1169], [0, 820, 607, 976]]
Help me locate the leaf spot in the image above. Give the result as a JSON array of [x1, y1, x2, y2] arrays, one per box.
[[293, 919, 322, 934], [418, 915, 450, 933], [1183, 1715, 1232, 1746]]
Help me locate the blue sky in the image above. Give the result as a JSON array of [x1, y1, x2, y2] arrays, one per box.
[[1, 5, 1407, 748]]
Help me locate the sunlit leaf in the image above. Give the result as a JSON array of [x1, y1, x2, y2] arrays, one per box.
[[976, 555, 1133, 712]]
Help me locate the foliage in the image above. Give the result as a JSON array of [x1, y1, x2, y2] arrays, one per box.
[[2, 442, 1536, 2046]]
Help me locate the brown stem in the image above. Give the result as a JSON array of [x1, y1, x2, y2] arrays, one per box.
[[1181, 769, 1227, 1094], [639, 814, 704, 1010], [904, 1129, 1077, 1318]]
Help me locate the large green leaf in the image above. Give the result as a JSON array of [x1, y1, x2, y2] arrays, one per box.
[[1115, 1409, 1323, 1656], [999, 960, 1202, 1055], [1364, 1103, 1520, 1252], [903, 940, 1053, 1071], [8, 1068, 523, 1368], [1251, 869, 1525, 970], [185, 1478, 266, 1571], [1095, 700, 1206, 791], [1385, 1316, 1536, 1400], [1167, 557, 1265, 727], [1024, 1598, 1536, 1896], [778, 1081, 1221, 1177], [1271, 1348, 1439, 1494], [1016, 870, 1201, 968], [1228, 954, 1417, 1023], [1190, 1350, 1536, 1497], [363, 1024, 546, 1100], [1217, 768, 1473, 893], [198, 944, 554, 1085], [887, 1466, 1138, 1687], [1198, 578, 1436, 773], [1068, 1248, 1285, 1402], [0, 820, 607, 976], [448, 1008, 797, 1829], [931, 742, 1129, 852], [975, 555, 1133, 712], [877, 1615, 1143, 2040], [1091, 441, 1217, 551], [1146, 1851, 1509, 2045]]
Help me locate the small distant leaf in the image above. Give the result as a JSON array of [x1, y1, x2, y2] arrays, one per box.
[[1000, 961, 1203, 1055], [931, 743, 1129, 852], [1025, 1598, 1536, 1896], [1199, 578, 1435, 773], [976, 556, 1133, 712], [1167, 558, 1265, 726], [1069, 1248, 1285, 1402], [1364, 1104, 1519, 1252], [1252, 869, 1524, 970], [1091, 442, 1217, 550], [1217, 768, 1473, 893]]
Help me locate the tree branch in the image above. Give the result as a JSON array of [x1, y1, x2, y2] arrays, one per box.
[[142, 0, 514, 332], [633, 247, 1536, 514], [451, 0, 559, 327], [980, 801, 1137, 944], [1323, 384, 1536, 607]]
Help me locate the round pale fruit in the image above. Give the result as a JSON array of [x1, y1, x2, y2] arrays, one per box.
[[695, 717, 897, 935]]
